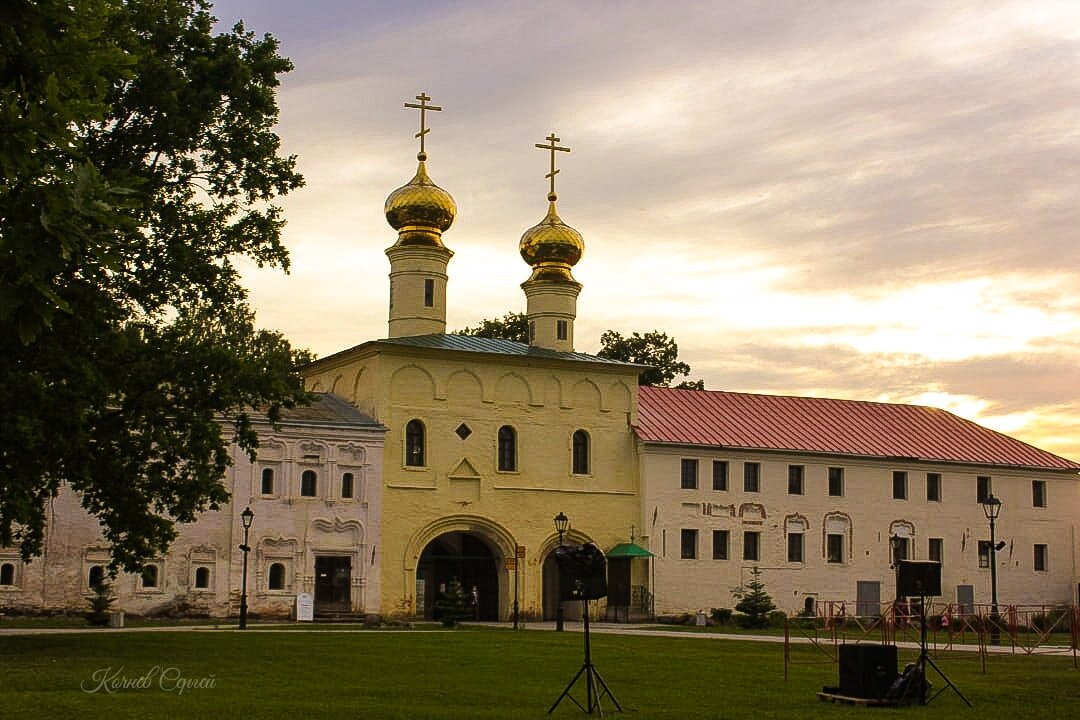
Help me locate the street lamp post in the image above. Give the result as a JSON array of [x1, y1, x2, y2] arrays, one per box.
[[239, 506, 254, 630], [981, 494, 1003, 645], [554, 512, 569, 632]]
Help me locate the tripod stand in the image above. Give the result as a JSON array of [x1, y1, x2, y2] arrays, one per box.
[[914, 594, 971, 707], [548, 599, 622, 716]]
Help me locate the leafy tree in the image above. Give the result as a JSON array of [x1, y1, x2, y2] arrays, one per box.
[[454, 312, 529, 343], [0, 0, 308, 572], [597, 330, 704, 388], [732, 566, 777, 629]]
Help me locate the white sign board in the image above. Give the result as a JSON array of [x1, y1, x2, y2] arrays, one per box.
[[296, 592, 314, 622]]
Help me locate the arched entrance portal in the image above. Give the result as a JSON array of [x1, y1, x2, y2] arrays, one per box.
[[417, 532, 499, 621], [542, 547, 582, 622]]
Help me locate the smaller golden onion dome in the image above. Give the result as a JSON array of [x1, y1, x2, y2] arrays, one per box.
[[384, 154, 457, 246], [519, 194, 584, 283]]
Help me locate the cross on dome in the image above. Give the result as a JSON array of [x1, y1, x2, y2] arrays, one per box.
[[535, 132, 570, 201], [404, 91, 442, 160]]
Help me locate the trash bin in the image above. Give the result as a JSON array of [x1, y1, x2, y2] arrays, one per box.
[[696, 611, 707, 626], [108, 611, 124, 628]]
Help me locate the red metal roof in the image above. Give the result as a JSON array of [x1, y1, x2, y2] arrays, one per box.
[[635, 386, 1080, 472]]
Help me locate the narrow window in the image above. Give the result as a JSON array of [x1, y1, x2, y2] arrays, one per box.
[[680, 529, 698, 559], [194, 566, 210, 589], [572, 430, 590, 475], [1033, 544, 1048, 572], [826, 534, 844, 563], [88, 565, 105, 590], [268, 563, 286, 590], [529, 321, 536, 342], [743, 531, 761, 561], [977, 540, 991, 568], [787, 532, 804, 563], [341, 472, 354, 499], [141, 565, 159, 589], [1032, 480, 1047, 508], [976, 476, 992, 504], [892, 471, 908, 500], [712, 461, 728, 491], [405, 419, 425, 467], [926, 473, 941, 502], [788, 465, 804, 495], [556, 320, 568, 341], [828, 467, 844, 497], [498, 425, 517, 471], [928, 538, 944, 564], [743, 462, 760, 492], [261, 468, 274, 495], [892, 537, 910, 565], [423, 278, 434, 307], [680, 459, 698, 489], [0, 563, 14, 586], [712, 530, 729, 560], [300, 470, 318, 497]]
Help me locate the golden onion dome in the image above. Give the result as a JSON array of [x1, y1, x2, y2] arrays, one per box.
[[519, 193, 584, 283], [384, 154, 457, 246]]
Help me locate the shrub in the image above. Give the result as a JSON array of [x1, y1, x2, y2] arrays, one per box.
[[435, 577, 472, 627], [710, 607, 733, 625], [768, 610, 788, 628]]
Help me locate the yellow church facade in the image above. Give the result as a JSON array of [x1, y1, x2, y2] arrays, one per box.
[[304, 97, 645, 620]]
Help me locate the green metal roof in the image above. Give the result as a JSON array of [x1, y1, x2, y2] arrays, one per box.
[[606, 542, 655, 558]]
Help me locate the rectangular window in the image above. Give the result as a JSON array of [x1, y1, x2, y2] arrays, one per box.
[[977, 540, 991, 568], [423, 278, 434, 307], [787, 532, 804, 563], [826, 533, 844, 563], [680, 459, 698, 490], [892, 537, 910, 565], [1032, 480, 1047, 508], [556, 320, 568, 341], [680, 529, 698, 560], [743, 531, 760, 561], [743, 462, 760, 492], [712, 530, 729, 560], [926, 473, 942, 502], [977, 475, 992, 504], [341, 472, 354, 499], [1034, 544, 1048, 572], [892, 471, 908, 500], [787, 465, 804, 495], [928, 538, 944, 564], [712, 461, 729, 491], [828, 467, 844, 497]]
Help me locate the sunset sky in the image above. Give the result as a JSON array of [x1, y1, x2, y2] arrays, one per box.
[[210, 1, 1080, 461]]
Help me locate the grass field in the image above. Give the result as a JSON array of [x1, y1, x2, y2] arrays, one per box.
[[0, 626, 1076, 719]]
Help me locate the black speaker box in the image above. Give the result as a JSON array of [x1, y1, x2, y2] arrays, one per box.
[[554, 543, 607, 601], [897, 560, 942, 597], [838, 644, 898, 699]]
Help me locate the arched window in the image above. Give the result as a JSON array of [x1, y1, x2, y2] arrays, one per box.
[[88, 565, 105, 590], [300, 470, 317, 497], [268, 563, 286, 590], [194, 566, 210, 589], [0, 563, 14, 586], [498, 425, 517, 472], [572, 430, 590, 475], [405, 419, 425, 467], [141, 564, 159, 589], [341, 472, 354, 499], [261, 468, 274, 494]]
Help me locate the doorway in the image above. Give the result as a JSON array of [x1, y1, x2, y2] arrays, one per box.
[[314, 556, 351, 613], [856, 581, 881, 617], [417, 532, 499, 620]]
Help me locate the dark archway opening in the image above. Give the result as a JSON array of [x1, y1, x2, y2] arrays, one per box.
[[417, 532, 499, 621]]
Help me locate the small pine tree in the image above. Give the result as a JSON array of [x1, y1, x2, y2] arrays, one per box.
[[86, 580, 114, 627], [732, 566, 776, 629], [436, 577, 472, 627]]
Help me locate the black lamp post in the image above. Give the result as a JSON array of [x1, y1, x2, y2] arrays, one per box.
[[981, 494, 1003, 645], [238, 506, 254, 630], [554, 512, 569, 632]]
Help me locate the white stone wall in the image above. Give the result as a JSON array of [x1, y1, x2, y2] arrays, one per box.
[[639, 443, 1080, 616]]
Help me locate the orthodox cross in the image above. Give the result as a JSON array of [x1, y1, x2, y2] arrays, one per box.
[[535, 132, 570, 199], [404, 92, 442, 157]]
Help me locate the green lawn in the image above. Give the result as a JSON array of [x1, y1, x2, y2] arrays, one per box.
[[0, 627, 1075, 719]]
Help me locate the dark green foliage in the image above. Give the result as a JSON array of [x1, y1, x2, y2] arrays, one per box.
[[454, 312, 529, 343], [85, 581, 114, 627], [0, 0, 309, 572], [597, 330, 704, 388], [732, 566, 777, 629], [436, 577, 472, 627], [710, 607, 733, 624]]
